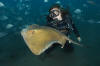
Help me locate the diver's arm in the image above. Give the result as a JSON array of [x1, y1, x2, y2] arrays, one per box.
[[69, 16, 81, 41], [72, 23, 80, 37], [66, 15, 81, 41]]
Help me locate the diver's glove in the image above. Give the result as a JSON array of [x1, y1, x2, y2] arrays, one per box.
[[77, 37, 82, 42]]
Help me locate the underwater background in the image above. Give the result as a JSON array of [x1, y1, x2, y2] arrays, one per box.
[[0, 0, 100, 66]]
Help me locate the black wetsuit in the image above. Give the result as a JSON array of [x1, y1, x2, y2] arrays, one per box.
[[45, 14, 80, 54]]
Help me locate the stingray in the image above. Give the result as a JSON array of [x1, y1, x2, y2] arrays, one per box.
[[21, 24, 83, 55]]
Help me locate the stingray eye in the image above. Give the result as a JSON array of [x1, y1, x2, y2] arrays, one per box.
[[28, 30, 34, 34]]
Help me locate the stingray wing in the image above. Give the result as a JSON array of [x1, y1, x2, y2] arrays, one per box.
[[21, 25, 67, 55]]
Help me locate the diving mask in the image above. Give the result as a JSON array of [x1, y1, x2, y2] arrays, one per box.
[[49, 10, 60, 18]]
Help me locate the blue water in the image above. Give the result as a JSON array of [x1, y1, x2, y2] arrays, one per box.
[[0, 0, 100, 66]]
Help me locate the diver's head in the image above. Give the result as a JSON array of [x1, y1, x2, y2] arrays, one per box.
[[49, 4, 71, 20], [49, 4, 62, 19]]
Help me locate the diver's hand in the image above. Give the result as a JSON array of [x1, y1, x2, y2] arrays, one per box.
[[77, 37, 82, 42]]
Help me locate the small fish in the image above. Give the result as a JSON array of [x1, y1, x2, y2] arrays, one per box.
[[6, 24, 14, 29], [74, 9, 82, 14], [56, 1, 61, 4], [0, 15, 8, 21], [0, 2, 5, 7], [96, 21, 100, 24], [0, 32, 7, 38], [87, 0, 96, 5], [44, 0, 48, 3]]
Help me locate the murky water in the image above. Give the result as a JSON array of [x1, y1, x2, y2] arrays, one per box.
[[0, 0, 100, 66]]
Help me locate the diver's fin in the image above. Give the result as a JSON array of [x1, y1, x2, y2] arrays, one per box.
[[65, 37, 84, 47], [68, 38, 83, 47], [66, 37, 90, 48]]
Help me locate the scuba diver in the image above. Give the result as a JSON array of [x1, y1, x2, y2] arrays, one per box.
[[45, 4, 82, 53]]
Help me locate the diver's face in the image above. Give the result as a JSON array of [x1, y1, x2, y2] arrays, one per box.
[[49, 8, 61, 19]]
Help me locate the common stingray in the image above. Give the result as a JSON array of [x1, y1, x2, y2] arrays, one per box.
[[21, 24, 83, 55]]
